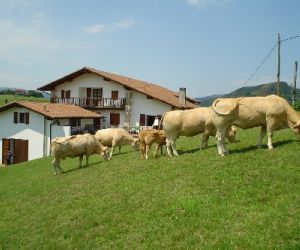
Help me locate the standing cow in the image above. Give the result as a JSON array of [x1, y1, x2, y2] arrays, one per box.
[[51, 133, 109, 174], [95, 128, 139, 158], [161, 107, 237, 156], [211, 95, 300, 156]]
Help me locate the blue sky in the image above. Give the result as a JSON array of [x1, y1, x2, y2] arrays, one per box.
[[0, 0, 299, 97]]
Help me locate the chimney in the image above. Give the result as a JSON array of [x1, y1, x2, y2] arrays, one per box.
[[44, 104, 49, 112], [179, 87, 186, 107]]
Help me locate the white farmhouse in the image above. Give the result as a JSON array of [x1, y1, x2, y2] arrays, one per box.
[[0, 101, 101, 165], [38, 67, 199, 131]]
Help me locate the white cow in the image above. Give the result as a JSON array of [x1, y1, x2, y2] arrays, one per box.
[[95, 128, 139, 158], [161, 107, 237, 156], [51, 133, 109, 174], [211, 95, 300, 156]]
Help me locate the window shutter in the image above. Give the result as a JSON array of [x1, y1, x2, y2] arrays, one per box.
[[139, 114, 145, 126], [66, 90, 71, 99], [14, 112, 18, 124], [110, 113, 120, 126], [25, 112, 30, 124], [111, 91, 118, 100]]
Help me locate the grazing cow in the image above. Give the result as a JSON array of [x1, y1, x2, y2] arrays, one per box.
[[51, 133, 109, 174], [161, 107, 237, 156], [138, 129, 167, 159], [95, 128, 139, 158], [211, 95, 300, 156]]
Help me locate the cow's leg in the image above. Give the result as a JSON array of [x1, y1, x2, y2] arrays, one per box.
[[166, 138, 173, 156], [118, 146, 122, 153], [140, 143, 146, 159], [168, 136, 178, 156], [201, 131, 210, 150], [257, 126, 267, 148], [266, 117, 276, 149], [145, 144, 152, 159], [85, 155, 89, 167], [79, 155, 83, 168], [52, 158, 62, 174], [216, 129, 227, 156], [153, 144, 160, 157]]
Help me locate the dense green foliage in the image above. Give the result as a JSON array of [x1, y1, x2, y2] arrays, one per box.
[[198, 82, 300, 106], [0, 128, 299, 249], [0, 94, 48, 106]]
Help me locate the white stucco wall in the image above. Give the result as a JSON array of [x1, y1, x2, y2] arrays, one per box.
[[51, 72, 173, 128], [130, 91, 171, 126], [0, 108, 75, 163], [54, 74, 127, 99], [0, 107, 45, 162]]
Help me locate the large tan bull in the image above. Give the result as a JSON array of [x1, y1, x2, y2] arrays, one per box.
[[160, 107, 237, 156], [51, 133, 109, 174], [211, 95, 300, 156]]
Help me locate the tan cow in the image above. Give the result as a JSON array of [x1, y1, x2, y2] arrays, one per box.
[[95, 128, 139, 158], [51, 133, 109, 174], [211, 95, 300, 156], [161, 107, 237, 156], [139, 129, 167, 159]]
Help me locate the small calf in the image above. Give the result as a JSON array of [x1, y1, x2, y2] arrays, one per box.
[[139, 129, 167, 159]]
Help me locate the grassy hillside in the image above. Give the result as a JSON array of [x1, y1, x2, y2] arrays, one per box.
[[0, 128, 300, 249], [197, 82, 300, 106], [0, 94, 49, 106]]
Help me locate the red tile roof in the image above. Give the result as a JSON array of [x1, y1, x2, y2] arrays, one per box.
[[38, 67, 200, 109], [0, 101, 101, 119]]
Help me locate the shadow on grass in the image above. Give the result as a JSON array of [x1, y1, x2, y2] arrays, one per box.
[[229, 139, 296, 154], [62, 160, 106, 174]]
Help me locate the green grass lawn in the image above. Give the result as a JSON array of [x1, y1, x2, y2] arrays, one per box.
[[0, 94, 48, 106], [0, 128, 299, 249]]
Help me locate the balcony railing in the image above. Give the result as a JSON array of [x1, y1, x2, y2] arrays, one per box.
[[51, 97, 126, 109]]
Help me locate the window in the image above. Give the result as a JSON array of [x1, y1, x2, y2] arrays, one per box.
[[13, 112, 29, 124], [93, 88, 103, 98], [19, 113, 25, 123], [61, 90, 65, 98], [139, 114, 145, 126], [110, 113, 120, 126]]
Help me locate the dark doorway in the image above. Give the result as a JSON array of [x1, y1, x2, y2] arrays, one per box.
[[2, 138, 28, 165]]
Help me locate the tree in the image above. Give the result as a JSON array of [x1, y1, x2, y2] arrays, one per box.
[[26, 90, 43, 98]]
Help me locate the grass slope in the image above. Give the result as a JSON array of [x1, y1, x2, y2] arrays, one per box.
[[0, 94, 48, 106], [0, 128, 299, 249]]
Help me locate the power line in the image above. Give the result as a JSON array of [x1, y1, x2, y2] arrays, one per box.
[[243, 34, 300, 87], [243, 43, 277, 86], [281, 34, 300, 43]]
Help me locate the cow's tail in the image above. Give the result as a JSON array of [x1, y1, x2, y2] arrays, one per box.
[[211, 98, 241, 116], [158, 112, 168, 130]]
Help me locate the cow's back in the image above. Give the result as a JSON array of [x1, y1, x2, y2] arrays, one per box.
[[162, 108, 209, 137]]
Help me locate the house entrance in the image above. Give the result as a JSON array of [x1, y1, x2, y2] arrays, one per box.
[[2, 138, 28, 165]]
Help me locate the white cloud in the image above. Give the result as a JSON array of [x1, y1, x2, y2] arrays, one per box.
[[83, 18, 135, 34], [186, 0, 233, 8]]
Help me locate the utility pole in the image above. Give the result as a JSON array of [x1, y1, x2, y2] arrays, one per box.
[[291, 61, 298, 107], [276, 33, 281, 96]]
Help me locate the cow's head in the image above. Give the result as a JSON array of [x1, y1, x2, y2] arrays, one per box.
[[226, 125, 237, 143], [95, 144, 110, 160], [292, 120, 300, 136], [131, 138, 140, 150]]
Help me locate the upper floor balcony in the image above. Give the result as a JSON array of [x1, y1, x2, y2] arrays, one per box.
[[51, 97, 126, 110]]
